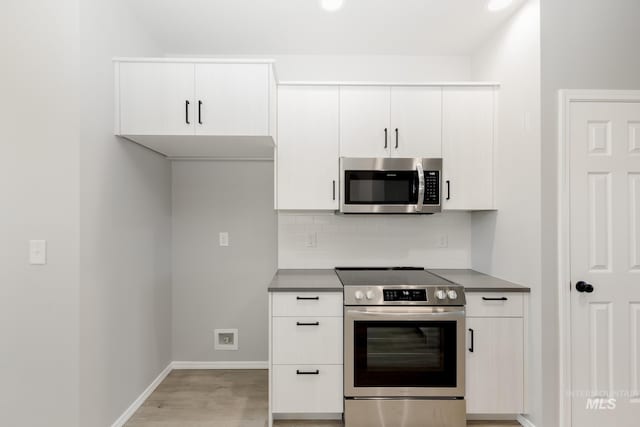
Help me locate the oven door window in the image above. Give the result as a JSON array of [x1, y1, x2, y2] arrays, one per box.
[[345, 171, 418, 205], [353, 320, 457, 388]]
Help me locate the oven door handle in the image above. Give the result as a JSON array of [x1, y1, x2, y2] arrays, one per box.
[[415, 163, 425, 213], [346, 308, 465, 318]]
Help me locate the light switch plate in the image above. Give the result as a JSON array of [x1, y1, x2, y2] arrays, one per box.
[[29, 240, 47, 265], [219, 232, 229, 247]]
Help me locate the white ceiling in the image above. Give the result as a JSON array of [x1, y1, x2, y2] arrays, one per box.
[[127, 0, 528, 56]]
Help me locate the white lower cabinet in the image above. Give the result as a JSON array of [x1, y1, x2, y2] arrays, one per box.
[[272, 365, 343, 413], [465, 294, 527, 415], [272, 317, 343, 365], [270, 291, 343, 423]]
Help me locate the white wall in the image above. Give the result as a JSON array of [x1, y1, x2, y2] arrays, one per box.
[[172, 161, 277, 362], [470, 1, 541, 424], [169, 54, 472, 82], [279, 212, 471, 269], [0, 1, 80, 426], [78, 1, 172, 426], [540, 1, 640, 426]]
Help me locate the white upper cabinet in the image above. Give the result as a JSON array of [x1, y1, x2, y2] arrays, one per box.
[[194, 63, 270, 136], [339, 86, 443, 158], [118, 62, 195, 136], [115, 59, 276, 159], [442, 87, 495, 210], [390, 87, 442, 157], [339, 86, 391, 157], [277, 86, 340, 210]]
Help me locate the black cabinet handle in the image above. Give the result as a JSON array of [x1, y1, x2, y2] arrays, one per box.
[[296, 370, 320, 375], [446, 180, 451, 200], [395, 128, 399, 149], [296, 322, 320, 326], [185, 100, 190, 124], [296, 296, 319, 300], [576, 281, 594, 293], [469, 328, 474, 353], [384, 128, 388, 149], [198, 100, 203, 125], [332, 180, 336, 201], [482, 297, 508, 301]]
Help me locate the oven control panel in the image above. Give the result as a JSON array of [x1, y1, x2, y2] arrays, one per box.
[[383, 289, 427, 302], [344, 286, 465, 306]]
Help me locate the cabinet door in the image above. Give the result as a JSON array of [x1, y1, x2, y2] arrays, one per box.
[[118, 62, 195, 135], [195, 63, 269, 136], [466, 317, 524, 414], [390, 87, 442, 157], [442, 88, 495, 210], [339, 86, 391, 157], [277, 86, 340, 210]]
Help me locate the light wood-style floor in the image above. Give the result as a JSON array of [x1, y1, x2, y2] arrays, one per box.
[[125, 370, 521, 427]]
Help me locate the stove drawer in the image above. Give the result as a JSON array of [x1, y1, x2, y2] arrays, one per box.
[[272, 365, 343, 413], [272, 292, 343, 317], [465, 293, 523, 317], [272, 316, 343, 364]]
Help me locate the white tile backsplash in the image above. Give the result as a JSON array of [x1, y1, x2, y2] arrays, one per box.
[[278, 212, 472, 269]]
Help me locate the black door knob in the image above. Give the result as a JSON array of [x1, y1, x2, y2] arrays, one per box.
[[576, 281, 594, 293]]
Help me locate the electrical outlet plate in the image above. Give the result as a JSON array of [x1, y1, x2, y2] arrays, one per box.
[[437, 234, 449, 248], [214, 328, 238, 350], [219, 232, 229, 247]]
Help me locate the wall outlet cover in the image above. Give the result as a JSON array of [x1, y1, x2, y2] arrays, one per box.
[[219, 232, 229, 247], [214, 328, 238, 350], [29, 240, 47, 265]]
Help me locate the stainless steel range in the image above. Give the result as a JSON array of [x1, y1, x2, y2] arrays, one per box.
[[336, 267, 466, 427]]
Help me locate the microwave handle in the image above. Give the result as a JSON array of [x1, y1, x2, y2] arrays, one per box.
[[416, 163, 425, 212]]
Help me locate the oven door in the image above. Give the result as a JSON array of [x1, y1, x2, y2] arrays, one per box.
[[344, 306, 465, 398]]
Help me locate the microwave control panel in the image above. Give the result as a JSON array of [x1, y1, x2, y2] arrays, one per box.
[[424, 171, 440, 205]]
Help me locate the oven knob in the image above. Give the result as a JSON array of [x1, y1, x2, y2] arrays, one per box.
[[354, 291, 364, 301], [447, 290, 458, 300], [365, 290, 375, 300], [435, 290, 447, 300]]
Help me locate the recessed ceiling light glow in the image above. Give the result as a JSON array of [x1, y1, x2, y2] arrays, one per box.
[[487, 0, 513, 12], [319, 0, 344, 12]]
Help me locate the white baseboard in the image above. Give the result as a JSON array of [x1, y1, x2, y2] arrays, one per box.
[[171, 360, 268, 370], [110, 362, 172, 427], [517, 414, 536, 427]]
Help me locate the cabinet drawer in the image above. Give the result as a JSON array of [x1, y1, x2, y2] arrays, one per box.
[[466, 293, 523, 317], [273, 317, 343, 365], [272, 292, 343, 317], [272, 365, 343, 413]]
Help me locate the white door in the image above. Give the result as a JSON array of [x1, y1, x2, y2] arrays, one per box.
[[570, 100, 640, 427], [390, 87, 442, 157], [194, 63, 269, 136], [466, 317, 524, 414], [339, 86, 391, 157], [442, 87, 495, 210], [277, 86, 340, 210], [118, 62, 195, 135]]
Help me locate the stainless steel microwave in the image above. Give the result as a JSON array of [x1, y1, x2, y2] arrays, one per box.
[[339, 157, 442, 214]]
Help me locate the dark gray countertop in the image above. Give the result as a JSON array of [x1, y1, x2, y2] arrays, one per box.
[[268, 269, 343, 292], [428, 269, 530, 293], [268, 268, 530, 293]]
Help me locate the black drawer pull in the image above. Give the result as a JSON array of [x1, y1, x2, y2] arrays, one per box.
[[482, 297, 508, 301], [296, 322, 320, 326], [469, 328, 474, 353], [296, 296, 320, 300], [296, 370, 320, 375]]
